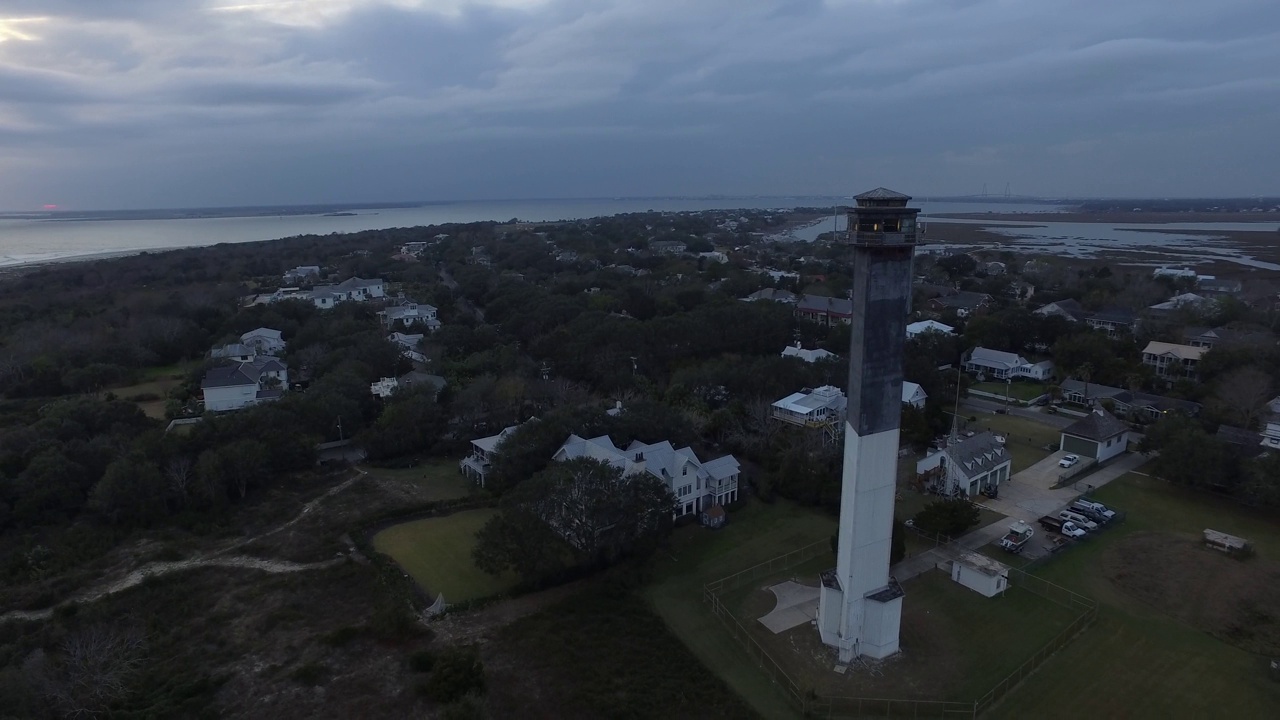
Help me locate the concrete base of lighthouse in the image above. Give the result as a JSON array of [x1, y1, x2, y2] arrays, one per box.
[[817, 572, 904, 661]]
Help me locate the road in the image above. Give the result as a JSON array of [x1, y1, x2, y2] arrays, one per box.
[[961, 397, 1077, 429]]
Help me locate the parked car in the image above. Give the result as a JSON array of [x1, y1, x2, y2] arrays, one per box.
[[1059, 454, 1080, 468], [1059, 510, 1099, 532], [1060, 521, 1088, 538]]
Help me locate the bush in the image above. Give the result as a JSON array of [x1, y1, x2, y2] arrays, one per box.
[[423, 646, 486, 703], [321, 625, 362, 647], [290, 662, 327, 686], [408, 649, 436, 673], [912, 498, 981, 538]]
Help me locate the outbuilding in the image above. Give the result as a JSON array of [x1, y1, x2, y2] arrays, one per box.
[[950, 551, 1010, 597], [1059, 408, 1130, 463]]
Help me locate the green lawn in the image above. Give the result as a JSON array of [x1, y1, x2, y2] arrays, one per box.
[[988, 472, 1280, 718], [971, 381, 1047, 402], [371, 508, 517, 603], [645, 498, 838, 720], [362, 460, 474, 502], [961, 414, 1061, 473]]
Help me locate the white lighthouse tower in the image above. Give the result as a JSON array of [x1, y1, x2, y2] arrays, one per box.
[[816, 188, 918, 662]]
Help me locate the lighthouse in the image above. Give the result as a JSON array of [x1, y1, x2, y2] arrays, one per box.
[[816, 187, 918, 662]]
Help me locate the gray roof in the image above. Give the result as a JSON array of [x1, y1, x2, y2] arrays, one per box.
[[967, 347, 1026, 370], [1062, 410, 1129, 442], [797, 294, 853, 315], [1217, 425, 1262, 447], [854, 187, 910, 200], [211, 343, 254, 359], [935, 291, 990, 310], [1088, 306, 1136, 324], [745, 288, 798, 302], [398, 371, 447, 392], [1059, 379, 1126, 400], [943, 431, 1010, 481], [201, 365, 255, 389], [243, 327, 282, 340], [702, 455, 741, 480]]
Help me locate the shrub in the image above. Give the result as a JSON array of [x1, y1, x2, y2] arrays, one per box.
[[423, 646, 486, 703], [321, 625, 362, 647], [408, 649, 436, 673], [912, 498, 981, 538], [290, 662, 327, 686]]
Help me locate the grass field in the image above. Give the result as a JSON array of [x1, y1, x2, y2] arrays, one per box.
[[371, 508, 517, 602], [961, 413, 1061, 473], [972, 381, 1047, 402], [109, 362, 199, 418], [646, 498, 838, 720], [362, 460, 473, 502], [988, 472, 1280, 718]]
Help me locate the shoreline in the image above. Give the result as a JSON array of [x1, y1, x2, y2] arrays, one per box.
[[933, 211, 1280, 224]]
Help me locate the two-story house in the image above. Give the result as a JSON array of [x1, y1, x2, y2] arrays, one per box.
[[201, 357, 289, 412], [963, 347, 1054, 381], [240, 327, 286, 356], [309, 277, 385, 309], [915, 432, 1011, 498], [795, 294, 853, 326], [928, 291, 992, 318], [379, 301, 441, 332], [1142, 341, 1207, 382], [460, 424, 524, 487], [551, 434, 741, 517], [1084, 307, 1137, 338]]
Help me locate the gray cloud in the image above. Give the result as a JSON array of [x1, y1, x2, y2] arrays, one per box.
[[0, 0, 1278, 209]]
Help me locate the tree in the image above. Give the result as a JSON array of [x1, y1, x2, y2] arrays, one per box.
[[423, 646, 486, 704], [1210, 365, 1273, 429], [912, 498, 981, 538], [890, 518, 907, 565], [360, 388, 447, 461], [88, 456, 167, 525]]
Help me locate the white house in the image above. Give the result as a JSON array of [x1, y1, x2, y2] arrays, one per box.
[[1059, 409, 1130, 464], [906, 320, 955, 338], [379, 302, 441, 332], [950, 551, 1010, 597], [552, 434, 740, 517], [781, 343, 837, 363], [372, 371, 447, 400], [201, 357, 289, 412], [283, 265, 321, 284], [771, 385, 847, 429], [460, 424, 524, 487], [963, 347, 1055, 381], [241, 327, 286, 356], [310, 277, 385, 309], [370, 377, 398, 399], [902, 381, 927, 409], [916, 431, 1011, 498]]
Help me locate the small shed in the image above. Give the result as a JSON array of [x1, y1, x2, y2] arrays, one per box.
[[1060, 408, 1130, 463], [950, 551, 1010, 598], [700, 504, 727, 530], [1203, 529, 1251, 557]]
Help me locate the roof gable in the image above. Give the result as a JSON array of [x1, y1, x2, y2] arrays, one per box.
[[1061, 410, 1129, 442]]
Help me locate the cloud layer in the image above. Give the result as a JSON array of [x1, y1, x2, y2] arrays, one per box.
[[1, 0, 1277, 208]]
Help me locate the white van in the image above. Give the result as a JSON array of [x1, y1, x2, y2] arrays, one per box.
[[1059, 510, 1099, 531]]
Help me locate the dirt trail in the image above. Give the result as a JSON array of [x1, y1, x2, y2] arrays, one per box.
[[0, 469, 367, 625]]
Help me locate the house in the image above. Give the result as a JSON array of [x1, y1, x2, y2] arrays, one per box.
[[902, 381, 927, 409], [1198, 278, 1243, 297], [928, 291, 992, 317], [379, 301, 441, 331], [650, 240, 687, 255], [241, 327, 285, 355], [1084, 307, 1136, 338], [388, 332, 427, 364], [781, 343, 837, 363], [283, 265, 321, 284], [950, 551, 1010, 598], [795, 294, 852, 326], [906, 320, 954, 338], [742, 288, 798, 304], [1148, 293, 1215, 316], [1153, 267, 1199, 281], [1059, 408, 1130, 463], [1034, 298, 1087, 322], [1057, 379, 1200, 420], [298, 277, 386, 309], [210, 343, 257, 362], [698, 251, 729, 264], [201, 357, 288, 412], [916, 431, 1011, 497], [700, 503, 727, 529], [984, 261, 1006, 275], [772, 386, 847, 430], [460, 424, 523, 487], [1182, 326, 1274, 350], [963, 347, 1054, 381], [551, 434, 740, 517], [373, 372, 447, 400], [1142, 341, 1207, 382]]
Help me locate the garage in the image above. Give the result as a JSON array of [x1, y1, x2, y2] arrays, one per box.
[[1059, 409, 1130, 463]]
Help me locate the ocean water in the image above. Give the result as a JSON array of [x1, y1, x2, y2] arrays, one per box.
[[1, 197, 1276, 269]]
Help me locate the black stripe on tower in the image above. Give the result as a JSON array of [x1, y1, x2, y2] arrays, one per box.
[[846, 245, 913, 437]]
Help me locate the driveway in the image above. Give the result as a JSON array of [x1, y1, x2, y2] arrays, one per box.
[[976, 451, 1149, 523]]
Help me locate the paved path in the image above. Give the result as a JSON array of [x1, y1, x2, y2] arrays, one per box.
[[893, 451, 1151, 581], [961, 398, 1077, 429]]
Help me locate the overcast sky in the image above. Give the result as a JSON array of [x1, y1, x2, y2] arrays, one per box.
[[1, 0, 1278, 210]]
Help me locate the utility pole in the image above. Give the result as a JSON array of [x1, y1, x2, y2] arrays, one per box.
[[336, 416, 344, 442]]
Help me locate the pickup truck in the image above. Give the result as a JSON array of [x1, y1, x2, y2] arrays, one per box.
[[1072, 499, 1117, 522], [999, 521, 1035, 553], [1058, 454, 1080, 468], [1039, 515, 1087, 538]]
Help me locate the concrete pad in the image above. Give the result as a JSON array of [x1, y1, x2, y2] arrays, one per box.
[[758, 580, 820, 634]]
